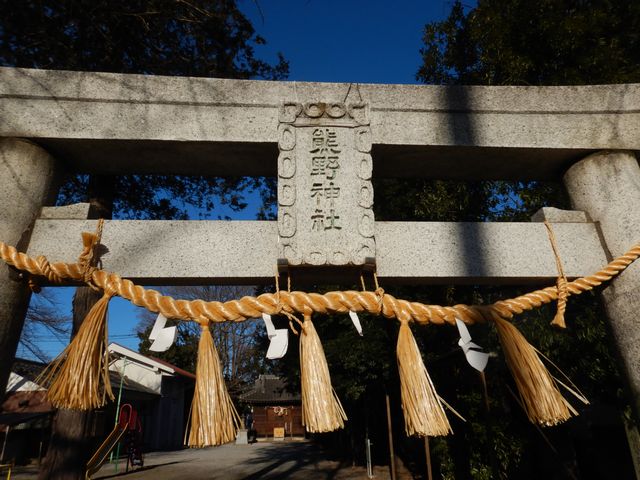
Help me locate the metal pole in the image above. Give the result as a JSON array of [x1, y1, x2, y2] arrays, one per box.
[[114, 360, 128, 426], [110, 358, 128, 471], [385, 394, 397, 480], [365, 436, 374, 479], [0, 425, 8, 462], [424, 437, 433, 480], [38, 421, 44, 466]]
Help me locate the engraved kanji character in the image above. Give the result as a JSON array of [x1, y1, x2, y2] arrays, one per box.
[[326, 156, 340, 179], [310, 182, 324, 205], [311, 128, 340, 154], [324, 182, 340, 206], [311, 209, 324, 231], [325, 209, 341, 230], [326, 130, 339, 148], [311, 157, 327, 176], [311, 129, 327, 151]]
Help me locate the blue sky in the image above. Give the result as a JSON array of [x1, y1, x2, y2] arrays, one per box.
[[239, 0, 453, 84], [18, 0, 453, 360]]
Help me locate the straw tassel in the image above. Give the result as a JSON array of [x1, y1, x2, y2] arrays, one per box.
[[41, 286, 116, 410], [396, 319, 452, 437], [492, 314, 586, 426], [188, 321, 240, 447], [299, 314, 347, 433]]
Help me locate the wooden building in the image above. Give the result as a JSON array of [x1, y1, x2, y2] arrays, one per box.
[[0, 358, 53, 465], [107, 343, 195, 451], [240, 375, 304, 438], [1, 346, 194, 467]]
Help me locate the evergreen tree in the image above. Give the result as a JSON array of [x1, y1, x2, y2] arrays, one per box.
[[417, 0, 640, 86]]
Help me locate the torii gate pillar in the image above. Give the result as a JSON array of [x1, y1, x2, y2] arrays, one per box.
[[0, 138, 60, 399], [564, 150, 640, 421]]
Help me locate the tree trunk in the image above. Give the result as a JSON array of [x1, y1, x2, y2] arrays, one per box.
[[39, 175, 114, 480], [38, 288, 103, 480]]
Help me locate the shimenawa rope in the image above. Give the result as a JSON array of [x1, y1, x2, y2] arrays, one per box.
[[2, 224, 639, 441], [2, 237, 638, 326]]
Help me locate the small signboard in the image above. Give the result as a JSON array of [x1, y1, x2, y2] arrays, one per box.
[[273, 427, 285, 441]]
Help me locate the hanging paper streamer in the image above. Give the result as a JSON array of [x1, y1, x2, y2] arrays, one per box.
[[456, 318, 491, 411], [349, 310, 363, 336], [188, 321, 240, 447], [396, 320, 452, 437], [148, 313, 178, 353], [261, 313, 289, 360], [455, 319, 489, 372]]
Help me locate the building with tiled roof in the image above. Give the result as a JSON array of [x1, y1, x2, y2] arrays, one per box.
[[240, 375, 304, 438]]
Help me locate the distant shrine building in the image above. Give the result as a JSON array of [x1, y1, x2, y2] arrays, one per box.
[[241, 375, 304, 438]]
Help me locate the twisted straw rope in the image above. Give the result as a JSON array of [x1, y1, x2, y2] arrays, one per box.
[[1, 239, 639, 326], [544, 221, 569, 328]]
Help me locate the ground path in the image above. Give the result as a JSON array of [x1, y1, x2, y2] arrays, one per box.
[[11, 440, 415, 479]]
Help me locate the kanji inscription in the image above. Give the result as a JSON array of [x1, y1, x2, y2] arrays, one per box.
[[277, 102, 375, 266]]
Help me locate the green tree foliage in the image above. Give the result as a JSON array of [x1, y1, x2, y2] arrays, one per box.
[[0, 0, 288, 219], [0, 0, 288, 79], [56, 174, 270, 220], [417, 0, 640, 86]]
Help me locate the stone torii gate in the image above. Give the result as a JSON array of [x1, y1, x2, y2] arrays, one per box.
[[1, 67, 639, 425]]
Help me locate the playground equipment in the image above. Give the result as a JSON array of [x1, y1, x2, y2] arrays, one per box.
[[85, 404, 143, 479], [0, 461, 12, 480]]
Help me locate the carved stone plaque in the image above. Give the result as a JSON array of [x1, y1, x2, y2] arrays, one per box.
[[277, 102, 375, 266]]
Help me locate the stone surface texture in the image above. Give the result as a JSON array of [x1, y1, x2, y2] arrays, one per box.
[[277, 102, 374, 266], [27, 220, 278, 285], [375, 221, 607, 283], [40, 202, 90, 219], [530, 206, 589, 223], [1, 67, 639, 179], [564, 150, 640, 420], [26, 219, 607, 285], [0, 138, 60, 398]]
